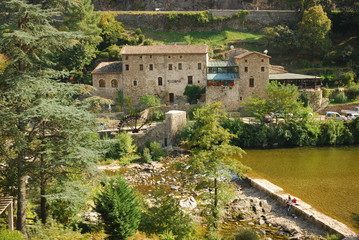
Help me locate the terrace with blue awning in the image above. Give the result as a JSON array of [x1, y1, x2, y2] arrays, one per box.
[[207, 60, 239, 86]]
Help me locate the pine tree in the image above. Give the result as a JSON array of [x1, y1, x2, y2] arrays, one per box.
[[0, 0, 99, 233], [95, 177, 141, 240]]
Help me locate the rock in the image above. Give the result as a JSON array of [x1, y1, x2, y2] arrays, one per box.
[[259, 230, 266, 235], [179, 196, 197, 209], [289, 233, 302, 240], [259, 219, 266, 225], [260, 200, 272, 213], [248, 222, 255, 225]]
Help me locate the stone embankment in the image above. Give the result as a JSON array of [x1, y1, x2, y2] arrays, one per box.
[[247, 177, 358, 239]]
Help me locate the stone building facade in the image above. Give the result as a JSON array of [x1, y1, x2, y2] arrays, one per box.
[[92, 44, 320, 111]]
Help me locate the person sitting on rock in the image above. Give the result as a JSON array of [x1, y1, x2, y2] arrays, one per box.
[[286, 195, 292, 214]]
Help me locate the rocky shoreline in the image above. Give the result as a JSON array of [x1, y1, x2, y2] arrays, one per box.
[[99, 154, 332, 239]]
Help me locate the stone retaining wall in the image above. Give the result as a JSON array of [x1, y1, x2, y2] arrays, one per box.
[[246, 177, 358, 238]]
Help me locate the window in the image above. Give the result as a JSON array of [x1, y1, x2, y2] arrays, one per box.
[[198, 63, 202, 70], [249, 77, 254, 87], [140, 64, 143, 71], [150, 55, 152, 58], [125, 64, 129, 71], [245, 59, 247, 63], [168, 56, 171, 58], [240, 97, 243, 101], [149, 64, 153, 71], [99, 79, 105, 88], [178, 63, 182, 70], [133, 80, 137, 86], [125, 56, 128, 60], [261, 67, 265, 72], [261, 59, 264, 62], [180, 56, 183, 59], [188, 76, 193, 85], [244, 67, 248, 72], [158, 77, 163, 86], [139, 56, 142, 59], [111, 79, 118, 88], [168, 64, 173, 70]]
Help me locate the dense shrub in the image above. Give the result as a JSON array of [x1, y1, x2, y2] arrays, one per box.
[[333, 91, 348, 103], [142, 141, 167, 162], [27, 219, 91, 240], [140, 195, 194, 240], [150, 108, 166, 121], [231, 228, 259, 240], [220, 118, 358, 148], [104, 132, 137, 161], [188, 105, 203, 120], [183, 85, 205, 104], [346, 84, 359, 100], [95, 177, 141, 240], [0, 229, 23, 240]]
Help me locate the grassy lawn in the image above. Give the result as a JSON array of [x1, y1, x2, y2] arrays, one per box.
[[143, 30, 264, 50]]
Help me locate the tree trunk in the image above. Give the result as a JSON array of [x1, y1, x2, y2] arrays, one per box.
[[16, 163, 27, 235], [40, 178, 47, 224]]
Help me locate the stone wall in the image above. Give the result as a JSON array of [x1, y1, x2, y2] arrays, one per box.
[[131, 110, 187, 148], [206, 84, 240, 111], [114, 10, 300, 32]]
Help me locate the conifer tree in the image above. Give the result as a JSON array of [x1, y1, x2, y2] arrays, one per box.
[[95, 177, 141, 240], [0, 0, 99, 233]]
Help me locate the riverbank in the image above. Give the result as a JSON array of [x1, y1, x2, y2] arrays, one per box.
[[99, 154, 348, 239]]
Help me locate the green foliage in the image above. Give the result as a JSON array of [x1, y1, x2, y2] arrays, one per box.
[[0, 229, 23, 240], [346, 84, 359, 100], [98, 13, 128, 50], [298, 5, 331, 57], [135, 28, 143, 35], [104, 132, 137, 161], [302, 0, 332, 13], [62, 0, 102, 45], [159, 230, 177, 240], [183, 85, 205, 104], [139, 94, 162, 108], [325, 234, 342, 240], [188, 105, 203, 120], [333, 91, 348, 103], [140, 195, 194, 240], [142, 141, 167, 162], [105, 45, 122, 60], [95, 177, 141, 240], [47, 181, 92, 225], [339, 71, 356, 86], [243, 81, 306, 122], [28, 218, 91, 240], [231, 228, 259, 240], [186, 103, 247, 231], [318, 120, 353, 145], [264, 25, 298, 51], [150, 108, 166, 121]]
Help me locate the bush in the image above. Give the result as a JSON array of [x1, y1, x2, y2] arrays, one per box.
[[27, 218, 91, 240], [150, 108, 166, 121], [334, 91, 348, 103], [95, 177, 141, 240], [142, 141, 167, 162], [188, 105, 203, 120], [231, 229, 259, 240], [0, 229, 23, 240], [140, 195, 194, 239], [346, 84, 359, 100], [104, 132, 137, 161], [183, 85, 205, 104]]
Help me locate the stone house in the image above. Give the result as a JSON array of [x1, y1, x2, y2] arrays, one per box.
[[92, 44, 321, 111]]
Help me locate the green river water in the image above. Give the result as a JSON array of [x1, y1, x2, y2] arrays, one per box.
[[240, 146, 359, 233]]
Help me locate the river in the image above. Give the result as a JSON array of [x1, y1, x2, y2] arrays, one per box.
[[240, 146, 359, 233]]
